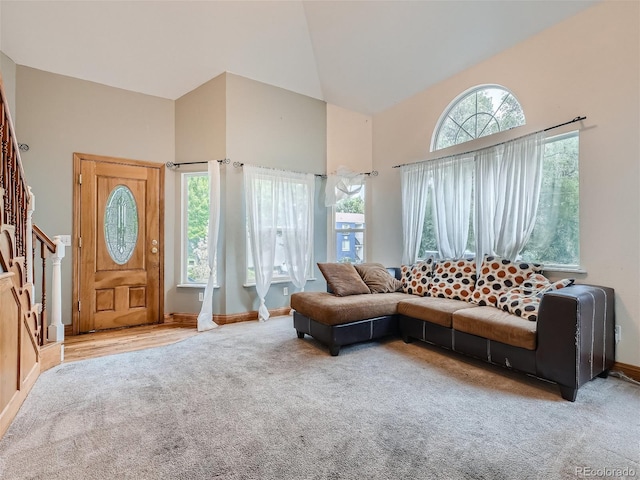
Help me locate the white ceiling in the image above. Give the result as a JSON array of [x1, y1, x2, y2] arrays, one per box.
[[0, 0, 598, 115]]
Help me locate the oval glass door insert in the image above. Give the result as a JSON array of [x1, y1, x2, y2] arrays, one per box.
[[104, 185, 139, 265]]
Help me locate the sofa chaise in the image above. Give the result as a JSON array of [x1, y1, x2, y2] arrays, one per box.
[[290, 260, 615, 402]]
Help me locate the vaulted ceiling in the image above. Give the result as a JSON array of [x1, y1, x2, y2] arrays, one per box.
[[0, 1, 598, 114]]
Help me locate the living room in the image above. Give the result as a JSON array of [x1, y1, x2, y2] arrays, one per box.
[[0, 0, 638, 477]]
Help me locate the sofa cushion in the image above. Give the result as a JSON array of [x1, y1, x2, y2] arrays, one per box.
[[497, 274, 575, 321], [400, 258, 435, 296], [290, 291, 410, 326], [452, 306, 537, 350], [429, 258, 476, 301], [471, 255, 542, 307], [317, 262, 371, 296], [354, 263, 402, 293], [397, 296, 477, 328]]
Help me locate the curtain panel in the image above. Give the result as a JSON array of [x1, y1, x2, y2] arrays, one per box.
[[245, 165, 315, 321], [280, 172, 315, 293], [475, 132, 544, 261], [399, 131, 545, 264], [324, 166, 365, 207], [429, 154, 474, 259], [197, 160, 221, 332], [400, 162, 430, 265]]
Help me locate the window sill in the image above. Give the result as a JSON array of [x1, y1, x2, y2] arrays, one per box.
[[243, 278, 317, 288], [177, 283, 220, 289], [542, 266, 587, 274]]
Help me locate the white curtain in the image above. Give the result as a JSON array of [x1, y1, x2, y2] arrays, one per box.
[[474, 147, 499, 264], [324, 166, 365, 207], [245, 165, 278, 322], [245, 165, 315, 321], [400, 162, 431, 265], [475, 132, 544, 260], [279, 172, 315, 292], [430, 155, 474, 259], [197, 160, 221, 332]]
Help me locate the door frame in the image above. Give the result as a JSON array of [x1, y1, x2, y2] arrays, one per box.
[[72, 153, 165, 336]]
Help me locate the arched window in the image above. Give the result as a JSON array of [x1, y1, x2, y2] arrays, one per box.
[[432, 85, 525, 151]]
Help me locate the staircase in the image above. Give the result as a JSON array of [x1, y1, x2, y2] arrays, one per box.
[[0, 73, 64, 438]]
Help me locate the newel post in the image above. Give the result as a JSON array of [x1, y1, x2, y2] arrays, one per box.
[[48, 235, 65, 343], [26, 187, 35, 293]]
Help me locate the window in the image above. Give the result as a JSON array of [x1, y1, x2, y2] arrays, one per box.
[[181, 173, 215, 285], [520, 132, 580, 267], [333, 185, 365, 264], [417, 132, 579, 268], [245, 170, 315, 285], [246, 227, 301, 283], [432, 85, 525, 151], [341, 235, 350, 252]]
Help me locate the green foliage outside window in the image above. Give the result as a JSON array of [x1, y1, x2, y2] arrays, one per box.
[[520, 134, 579, 266], [419, 133, 579, 267], [336, 196, 364, 214], [186, 174, 210, 283]]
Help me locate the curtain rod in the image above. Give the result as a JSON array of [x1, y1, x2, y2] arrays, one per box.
[[392, 116, 586, 169], [166, 158, 230, 169], [232, 161, 378, 179]]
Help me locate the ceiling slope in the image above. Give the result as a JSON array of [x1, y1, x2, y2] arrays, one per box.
[[0, 0, 598, 114]]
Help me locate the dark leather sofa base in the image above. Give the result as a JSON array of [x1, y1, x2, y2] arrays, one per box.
[[399, 314, 592, 401], [293, 310, 398, 356], [292, 282, 614, 402]]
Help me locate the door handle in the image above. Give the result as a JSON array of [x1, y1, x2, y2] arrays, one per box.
[[151, 247, 158, 254]]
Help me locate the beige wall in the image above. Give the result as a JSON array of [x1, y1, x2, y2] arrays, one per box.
[[172, 73, 327, 316], [15, 66, 175, 325], [225, 73, 327, 314], [327, 104, 372, 174], [326, 104, 373, 262], [171, 73, 226, 313], [371, 1, 640, 366], [0, 52, 16, 120]]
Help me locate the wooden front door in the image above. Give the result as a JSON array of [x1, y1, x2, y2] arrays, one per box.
[[73, 153, 164, 334]]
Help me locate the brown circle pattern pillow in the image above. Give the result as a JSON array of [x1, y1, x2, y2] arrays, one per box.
[[400, 258, 435, 296], [497, 274, 575, 321], [470, 255, 543, 307], [429, 258, 476, 301]]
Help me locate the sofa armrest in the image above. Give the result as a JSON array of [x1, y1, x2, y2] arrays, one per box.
[[536, 284, 615, 397]]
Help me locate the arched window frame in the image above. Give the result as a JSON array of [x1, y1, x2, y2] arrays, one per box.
[[431, 84, 525, 152]]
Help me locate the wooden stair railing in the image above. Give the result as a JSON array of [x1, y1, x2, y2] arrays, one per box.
[[32, 224, 58, 346], [0, 95, 28, 263], [0, 71, 64, 440]]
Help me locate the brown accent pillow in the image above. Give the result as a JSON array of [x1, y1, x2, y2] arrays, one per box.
[[354, 263, 402, 293], [317, 263, 371, 296]]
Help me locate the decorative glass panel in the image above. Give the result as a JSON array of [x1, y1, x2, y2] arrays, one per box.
[[432, 85, 525, 151], [104, 185, 138, 265]]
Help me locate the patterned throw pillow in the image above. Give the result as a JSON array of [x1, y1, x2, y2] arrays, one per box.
[[429, 258, 476, 301], [471, 255, 543, 307], [497, 274, 575, 321], [400, 258, 435, 296]]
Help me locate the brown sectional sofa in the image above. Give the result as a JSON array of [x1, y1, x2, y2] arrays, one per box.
[[290, 267, 615, 402]]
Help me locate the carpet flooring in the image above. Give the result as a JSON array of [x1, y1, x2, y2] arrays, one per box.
[[0, 316, 638, 480]]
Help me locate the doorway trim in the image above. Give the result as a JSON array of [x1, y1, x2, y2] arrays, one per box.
[[72, 153, 165, 336]]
